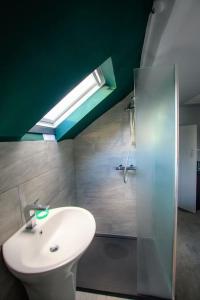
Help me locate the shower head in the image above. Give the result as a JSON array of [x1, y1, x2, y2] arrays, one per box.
[[125, 96, 135, 111]]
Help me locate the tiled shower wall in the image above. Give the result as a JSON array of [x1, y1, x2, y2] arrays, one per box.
[[74, 94, 137, 236], [0, 140, 75, 300]]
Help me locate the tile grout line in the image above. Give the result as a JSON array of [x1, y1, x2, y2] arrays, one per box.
[[17, 185, 25, 225], [0, 165, 62, 196]]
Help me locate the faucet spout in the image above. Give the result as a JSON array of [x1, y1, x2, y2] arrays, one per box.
[[24, 199, 50, 230]]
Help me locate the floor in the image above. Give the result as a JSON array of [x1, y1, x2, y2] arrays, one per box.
[[76, 291, 131, 300], [176, 209, 200, 300], [77, 235, 137, 296], [77, 210, 200, 300]]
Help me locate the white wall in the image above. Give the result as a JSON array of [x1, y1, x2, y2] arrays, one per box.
[[180, 105, 200, 160], [142, 0, 200, 104]]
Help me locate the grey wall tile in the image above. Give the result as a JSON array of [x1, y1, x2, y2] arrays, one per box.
[[0, 140, 75, 195], [0, 147, 49, 194], [0, 139, 75, 300], [19, 169, 62, 209], [19, 166, 74, 214], [0, 141, 47, 170], [74, 94, 137, 236], [0, 188, 22, 245], [46, 140, 74, 170]]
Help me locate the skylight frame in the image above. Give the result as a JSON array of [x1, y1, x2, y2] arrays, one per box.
[[37, 68, 105, 128]]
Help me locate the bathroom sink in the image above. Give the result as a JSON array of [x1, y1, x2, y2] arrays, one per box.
[[3, 207, 96, 274]]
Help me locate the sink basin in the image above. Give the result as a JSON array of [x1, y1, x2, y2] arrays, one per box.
[[3, 206, 96, 300]]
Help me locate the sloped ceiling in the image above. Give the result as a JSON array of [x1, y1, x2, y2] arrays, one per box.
[[141, 0, 200, 104], [0, 1, 152, 140]]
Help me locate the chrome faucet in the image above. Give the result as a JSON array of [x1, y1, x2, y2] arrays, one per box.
[[24, 199, 50, 230]]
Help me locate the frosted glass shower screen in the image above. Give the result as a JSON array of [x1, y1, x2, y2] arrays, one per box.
[[134, 65, 178, 299]]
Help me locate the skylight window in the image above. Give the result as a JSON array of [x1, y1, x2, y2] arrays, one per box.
[[37, 68, 105, 128]]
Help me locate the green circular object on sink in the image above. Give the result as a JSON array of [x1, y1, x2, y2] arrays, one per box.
[[35, 209, 49, 219]]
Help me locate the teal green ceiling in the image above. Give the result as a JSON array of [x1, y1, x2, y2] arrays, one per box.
[[0, 1, 152, 140]]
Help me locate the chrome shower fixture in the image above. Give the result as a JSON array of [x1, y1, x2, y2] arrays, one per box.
[[116, 164, 136, 171], [125, 95, 135, 111], [116, 164, 136, 184]]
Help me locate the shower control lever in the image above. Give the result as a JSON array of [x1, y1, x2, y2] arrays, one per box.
[[115, 164, 136, 171]]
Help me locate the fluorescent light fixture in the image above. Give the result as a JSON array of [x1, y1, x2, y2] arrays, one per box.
[[37, 68, 105, 128]]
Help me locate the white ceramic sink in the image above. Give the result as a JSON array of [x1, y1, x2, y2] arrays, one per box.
[[3, 207, 96, 274]]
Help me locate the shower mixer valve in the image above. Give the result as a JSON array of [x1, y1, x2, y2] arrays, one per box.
[[115, 164, 136, 171]]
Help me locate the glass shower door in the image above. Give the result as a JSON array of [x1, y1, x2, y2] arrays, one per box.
[[134, 65, 178, 299]]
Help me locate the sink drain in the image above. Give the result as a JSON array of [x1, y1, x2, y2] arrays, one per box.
[[50, 245, 59, 252]]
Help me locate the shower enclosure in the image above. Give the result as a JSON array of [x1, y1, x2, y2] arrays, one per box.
[[76, 64, 178, 300], [134, 65, 178, 300]]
